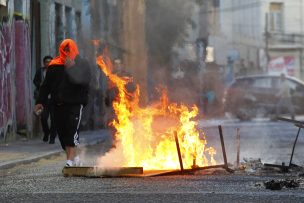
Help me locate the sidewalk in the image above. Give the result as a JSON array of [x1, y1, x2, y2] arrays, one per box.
[[0, 129, 110, 170]]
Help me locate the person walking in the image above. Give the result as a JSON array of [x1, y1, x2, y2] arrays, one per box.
[[276, 73, 295, 120], [33, 55, 57, 144], [35, 39, 91, 167]]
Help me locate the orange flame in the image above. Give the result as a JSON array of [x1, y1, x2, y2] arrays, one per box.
[[96, 54, 216, 170]]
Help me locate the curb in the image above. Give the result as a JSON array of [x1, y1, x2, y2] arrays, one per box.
[[0, 133, 108, 170], [0, 150, 63, 170]]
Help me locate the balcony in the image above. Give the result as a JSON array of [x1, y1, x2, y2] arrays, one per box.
[[268, 32, 304, 49]]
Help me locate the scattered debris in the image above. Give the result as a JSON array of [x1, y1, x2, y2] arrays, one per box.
[[263, 163, 289, 173], [254, 182, 263, 187], [239, 158, 304, 176], [264, 180, 283, 190], [298, 173, 304, 177], [284, 179, 300, 188], [194, 168, 231, 175], [264, 179, 300, 190], [240, 158, 263, 173]]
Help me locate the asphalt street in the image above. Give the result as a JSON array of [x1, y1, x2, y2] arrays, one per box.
[[199, 118, 304, 166], [1, 119, 304, 202]]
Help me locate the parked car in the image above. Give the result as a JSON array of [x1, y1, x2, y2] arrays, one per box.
[[223, 75, 304, 120]]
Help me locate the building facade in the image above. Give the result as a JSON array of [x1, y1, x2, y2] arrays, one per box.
[[0, 0, 150, 141], [0, 0, 32, 142], [209, 0, 304, 80], [37, 0, 82, 70], [0, 0, 83, 142]]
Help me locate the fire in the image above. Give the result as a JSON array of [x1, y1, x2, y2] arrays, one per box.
[[96, 53, 216, 170]]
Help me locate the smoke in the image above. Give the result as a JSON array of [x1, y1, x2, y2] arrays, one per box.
[[96, 141, 125, 168], [146, 0, 203, 102], [78, 147, 88, 165], [83, 0, 207, 104]]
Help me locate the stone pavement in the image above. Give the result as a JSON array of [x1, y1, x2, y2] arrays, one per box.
[[0, 129, 110, 169]]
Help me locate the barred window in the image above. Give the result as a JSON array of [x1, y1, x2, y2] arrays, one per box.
[[269, 2, 283, 32]]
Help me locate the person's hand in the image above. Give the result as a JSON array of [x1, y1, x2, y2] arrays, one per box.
[[64, 57, 75, 68], [34, 104, 44, 115]]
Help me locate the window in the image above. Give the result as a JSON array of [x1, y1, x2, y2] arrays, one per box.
[[269, 2, 283, 32], [75, 12, 81, 41], [272, 77, 280, 89], [14, 0, 23, 14], [252, 78, 272, 88], [65, 7, 72, 38], [233, 78, 254, 88], [0, 3, 8, 22], [287, 80, 297, 91], [14, 0, 23, 19], [55, 3, 64, 50]]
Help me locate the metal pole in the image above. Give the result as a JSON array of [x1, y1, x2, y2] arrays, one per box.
[[265, 13, 270, 73], [218, 125, 228, 167], [289, 127, 301, 166], [174, 131, 184, 172], [236, 128, 240, 168]]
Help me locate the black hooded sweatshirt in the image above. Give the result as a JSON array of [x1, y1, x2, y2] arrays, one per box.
[[36, 56, 91, 106]]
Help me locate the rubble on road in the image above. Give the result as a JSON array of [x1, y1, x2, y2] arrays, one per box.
[[237, 157, 304, 175], [238, 158, 263, 173], [194, 168, 231, 175], [264, 179, 301, 190]]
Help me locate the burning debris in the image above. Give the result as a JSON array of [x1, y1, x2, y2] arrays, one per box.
[[62, 125, 233, 177], [95, 48, 216, 171]]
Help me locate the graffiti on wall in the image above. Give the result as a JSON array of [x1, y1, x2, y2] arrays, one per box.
[[0, 21, 15, 141], [0, 19, 33, 142], [15, 21, 33, 133]]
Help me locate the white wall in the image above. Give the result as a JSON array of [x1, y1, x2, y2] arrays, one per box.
[[209, 0, 304, 76], [282, 0, 304, 34]]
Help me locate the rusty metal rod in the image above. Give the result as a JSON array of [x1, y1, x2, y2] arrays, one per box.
[[236, 128, 240, 168], [174, 131, 184, 172], [289, 127, 301, 166], [149, 164, 234, 176], [218, 125, 228, 168], [277, 117, 304, 126]]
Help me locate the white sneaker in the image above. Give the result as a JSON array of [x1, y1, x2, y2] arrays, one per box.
[[74, 156, 82, 166], [65, 160, 73, 167]]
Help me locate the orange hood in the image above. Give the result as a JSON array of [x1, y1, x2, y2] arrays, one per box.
[[48, 39, 79, 67]]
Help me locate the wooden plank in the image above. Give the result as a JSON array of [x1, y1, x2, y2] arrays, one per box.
[[62, 165, 233, 177], [62, 166, 143, 177]]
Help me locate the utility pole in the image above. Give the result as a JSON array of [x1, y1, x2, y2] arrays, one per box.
[[300, 0, 303, 78], [265, 13, 270, 74], [121, 0, 148, 105]]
